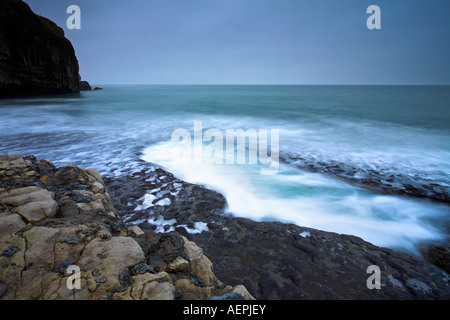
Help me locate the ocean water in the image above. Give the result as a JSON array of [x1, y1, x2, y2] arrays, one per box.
[[1, 85, 449, 254]]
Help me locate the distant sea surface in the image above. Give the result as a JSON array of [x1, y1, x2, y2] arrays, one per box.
[[1, 85, 449, 255]]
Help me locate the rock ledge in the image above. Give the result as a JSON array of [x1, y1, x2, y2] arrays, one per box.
[[0, 154, 253, 300]]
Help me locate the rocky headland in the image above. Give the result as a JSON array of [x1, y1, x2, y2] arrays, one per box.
[[0, 0, 96, 97], [0, 154, 254, 300]]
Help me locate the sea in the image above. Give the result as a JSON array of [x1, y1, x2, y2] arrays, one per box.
[[1, 85, 449, 255]]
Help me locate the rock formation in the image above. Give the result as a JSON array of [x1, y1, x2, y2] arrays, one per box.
[[105, 165, 450, 300], [0, 0, 80, 97], [79, 81, 92, 91], [1, 153, 448, 300], [0, 154, 253, 300]]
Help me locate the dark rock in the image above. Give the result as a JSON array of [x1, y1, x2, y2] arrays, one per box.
[[0, 246, 19, 258], [130, 263, 153, 276], [119, 268, 133, 286], [280, 155, 450, 203], [421, 245, 450, 274], [210, 293, 245, 300], [79, 81, 92, 91], [93, 87, 103, 91], [0, 282, 7, 298], [105, 164, 450, 300], [57, 261, 75, 274], [59, 231, 81, 245], [69, 183, 92, 192], [0, 0, 80, 97]]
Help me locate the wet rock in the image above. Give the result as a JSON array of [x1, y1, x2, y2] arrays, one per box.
[[281, 155, 450, 203], [0, 154, 251, 300], [106, 163, 450, 300], [421, 245, 450, 274], [210, 292, 245, 300], [79, 81, 92, 91]]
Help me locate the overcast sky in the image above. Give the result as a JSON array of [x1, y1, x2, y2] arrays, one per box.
[[26, 0, 450, 85]]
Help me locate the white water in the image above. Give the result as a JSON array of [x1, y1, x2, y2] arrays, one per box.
[[1, 85, 449, 256], [142, 138, 448, 255]]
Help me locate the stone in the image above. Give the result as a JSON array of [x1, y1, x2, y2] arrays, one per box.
[[231, 285, 256, 300], [0, 214, 26, 238], [210, 292, 245, 300], [128, 226, 144, 236], [16, 199, 58, 223], [0, 154, 282, 300], [23, 227, 60, 269], [79, 81, 92, 91], [141, 281, 175, 300], [182, 237, 217, 287], [78, 237, 146, 297], [0, 282, 6, 298], [421, 245, 450, 274], [167, 256, 189, 273], [0, 187, 57, 223]]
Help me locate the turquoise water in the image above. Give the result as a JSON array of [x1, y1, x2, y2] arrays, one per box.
[[1, 85, 449, 254]]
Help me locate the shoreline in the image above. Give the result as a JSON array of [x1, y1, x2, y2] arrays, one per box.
[[1, 154, 449, 299], [103, 158, 450, 299]]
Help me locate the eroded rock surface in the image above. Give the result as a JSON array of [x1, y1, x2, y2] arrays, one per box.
[[105, 166, 450, 300], [0, 154, 253, 300]]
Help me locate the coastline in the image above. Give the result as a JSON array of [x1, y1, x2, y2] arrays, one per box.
[[1, 154, 449, 299], [104, 159, 450, 300], [0, 154, 254, 300]]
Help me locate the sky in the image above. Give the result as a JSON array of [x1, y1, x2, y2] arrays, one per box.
[[26, 0, 450, 85]]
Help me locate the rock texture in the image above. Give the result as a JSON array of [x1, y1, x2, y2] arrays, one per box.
[[79, 81, 92, 91], [421, 245, 450, 275], [105, 166, 450, 300], [0, 154, 253, 300], [0, 0, 80, 97]]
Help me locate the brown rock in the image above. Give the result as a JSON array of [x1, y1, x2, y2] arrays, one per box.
[[0, 214, 26, 238]]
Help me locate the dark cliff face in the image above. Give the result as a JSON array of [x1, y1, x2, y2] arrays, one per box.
[[0, 0, 80, 97]]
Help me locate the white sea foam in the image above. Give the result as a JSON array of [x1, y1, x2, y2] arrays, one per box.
[[134, 193, 157, 211], [148, 216, 177, 233], [179, 222, 209, 234], [155, 198, 171, 206], [142, 139, 449, 255], [299, 231, 311, 238]]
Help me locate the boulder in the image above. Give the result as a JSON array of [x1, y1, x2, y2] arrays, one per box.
[[79, 81, 92, 91]]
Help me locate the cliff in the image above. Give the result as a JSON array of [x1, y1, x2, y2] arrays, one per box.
[[0, 0, 80, 97], [0, 154, 253, 300]]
